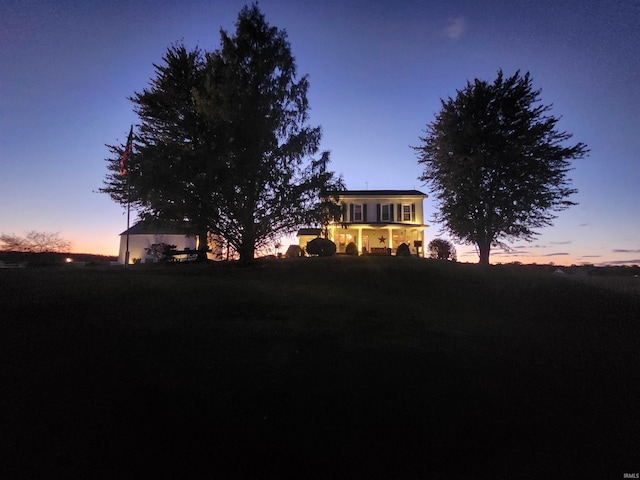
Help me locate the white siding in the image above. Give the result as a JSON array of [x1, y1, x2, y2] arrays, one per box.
[[118, 234, 197, 264], [325, 192, 428, 257], [340, 195, 425, 225]]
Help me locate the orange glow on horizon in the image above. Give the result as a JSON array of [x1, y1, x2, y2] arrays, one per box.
[[66, 236, 119, 257], [65, 232, 636, 267]]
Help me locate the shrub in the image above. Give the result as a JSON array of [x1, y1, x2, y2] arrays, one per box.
[[306, 237, 336, 257], [345, 242, 358, 256], [428, 238, 457, 261], [145, 243, 177, 262], [395, 243, 411, 257]]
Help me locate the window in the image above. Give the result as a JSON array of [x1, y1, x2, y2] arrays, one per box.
[[393, 234, 408, 248], [403, 204, 411, 221], [338, 233, 354, 246], [353, 204, 363, 222], [381, 204, 390, 222]]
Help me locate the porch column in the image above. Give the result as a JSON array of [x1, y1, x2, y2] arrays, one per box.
[[328, 224, 337, 243], [356, 227, 363, 253], [422, 228, 427, 257], [388, 227, 394, 252]]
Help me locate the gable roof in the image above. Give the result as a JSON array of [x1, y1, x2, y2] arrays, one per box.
[[119, 222, 192, 236], [297, 228, 322, 237], [327, 189, 427, 197]]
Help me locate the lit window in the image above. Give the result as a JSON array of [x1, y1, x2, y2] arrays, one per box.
[[338, 233, 354, 246], [393, 234, 407, 247]]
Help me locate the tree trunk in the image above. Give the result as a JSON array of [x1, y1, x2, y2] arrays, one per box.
[[238, 187, 257, 263], [238, 224, 256, 263], [238, 241, 255, 263], [478, 242, 491, 265], [196, 229, 209, 262]]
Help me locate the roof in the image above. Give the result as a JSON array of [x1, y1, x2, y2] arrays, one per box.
[[297, 228, 322, 237], [343, 221, 428, 227], [119, 222, 192, 236], [326, 189, 427, 197]]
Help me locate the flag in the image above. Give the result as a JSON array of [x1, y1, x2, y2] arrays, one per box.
[[120, 126, 133, 176]]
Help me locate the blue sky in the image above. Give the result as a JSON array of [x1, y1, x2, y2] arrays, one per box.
[[1, 0, 638, 264]]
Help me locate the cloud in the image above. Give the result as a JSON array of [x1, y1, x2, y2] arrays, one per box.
[[550, 241, 572, 245], [579, 223, 590, 227], [612, 249, 640, 253], [601, 259, 640, 265], [491, 249, 531, 256], [543, 252, 570, 256], [444, 17, 466, 40], [580, 255, 602, 258]]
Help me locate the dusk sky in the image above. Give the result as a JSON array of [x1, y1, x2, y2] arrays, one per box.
[[1, 0, 638, 265]]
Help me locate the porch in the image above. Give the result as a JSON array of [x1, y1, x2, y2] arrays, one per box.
[[328, 225, 426, 257]]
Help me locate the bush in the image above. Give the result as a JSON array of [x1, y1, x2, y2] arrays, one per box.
[[428, 238, 457, 261], [145, 243, 177, 262], [345, 242, 358, 256], [395, 243, 411, 257], [306, 237, 336, 257]]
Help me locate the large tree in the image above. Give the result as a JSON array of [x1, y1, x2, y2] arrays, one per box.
[[101, 5, 334, 262], [414, 70, 588, 264], [100, 44, 213, 260], [196, 4, 324, 261]]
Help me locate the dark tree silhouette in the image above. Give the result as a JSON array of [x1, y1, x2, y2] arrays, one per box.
[[196, 4, 329, 262], [101, 5, 336, 263], [414, 70, 588, 264], [100, 44, 212, 261]]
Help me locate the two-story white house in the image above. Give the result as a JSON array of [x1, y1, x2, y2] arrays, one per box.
[[298, 190, 429, 256]]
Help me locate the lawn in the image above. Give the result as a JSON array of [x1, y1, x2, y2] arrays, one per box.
[[1, 257, 639, 479]]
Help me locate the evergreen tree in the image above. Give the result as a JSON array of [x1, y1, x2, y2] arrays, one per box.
[[196, 4, 324, 262], [101, 5, 333, 262], [100, 44, 213, 260]]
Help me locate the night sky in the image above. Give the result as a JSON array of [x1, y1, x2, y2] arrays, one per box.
[[1, 0, 638, 264]]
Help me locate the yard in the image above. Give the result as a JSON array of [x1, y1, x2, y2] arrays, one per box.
[[1, 257, 639, 478]]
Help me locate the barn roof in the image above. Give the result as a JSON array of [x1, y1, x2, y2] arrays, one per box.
[[119, 222, 191, 236]]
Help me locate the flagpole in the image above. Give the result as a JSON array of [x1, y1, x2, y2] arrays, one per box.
[[125, 179, 131, 269], [121, 125, 133, 269]]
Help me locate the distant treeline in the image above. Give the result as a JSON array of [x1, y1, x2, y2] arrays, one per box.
[[495, 262, 640, 276], [0, 251, 117, 266]]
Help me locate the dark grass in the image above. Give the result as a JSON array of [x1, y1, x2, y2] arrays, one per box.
[[1, 257, 639, 479]]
